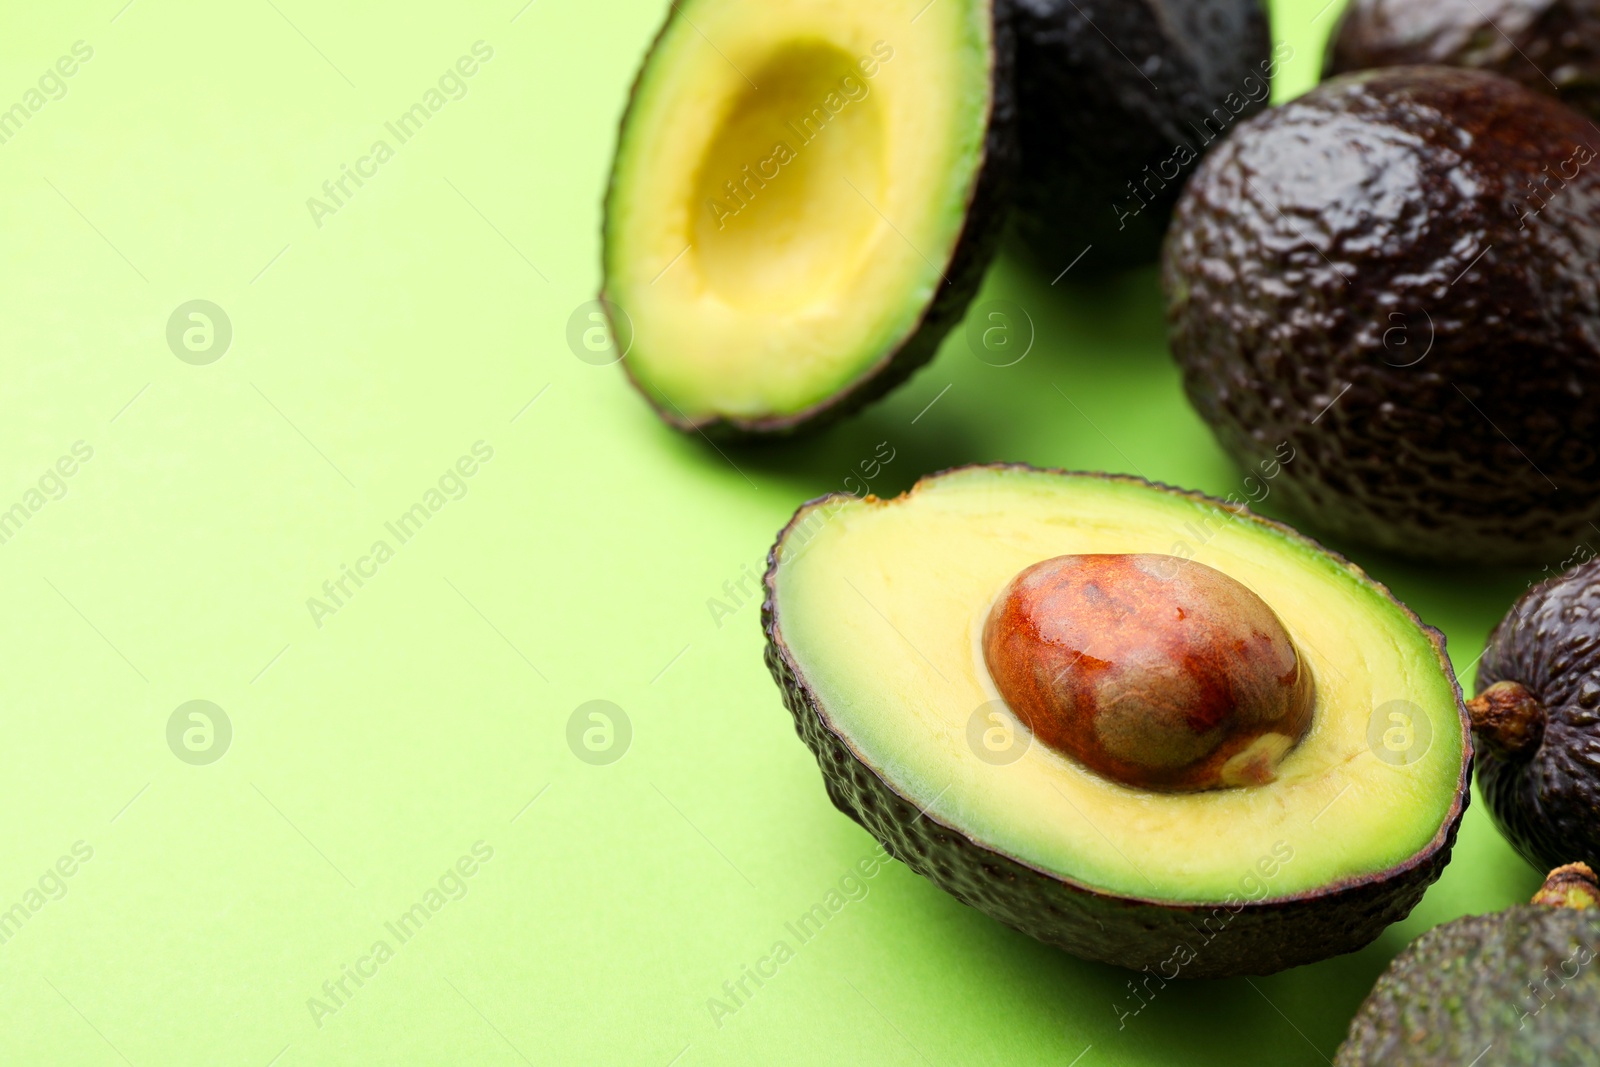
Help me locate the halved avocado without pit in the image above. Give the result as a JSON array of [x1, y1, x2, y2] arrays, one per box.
[[763, 466, 1472, 977], [602, 0, 1015, 436]]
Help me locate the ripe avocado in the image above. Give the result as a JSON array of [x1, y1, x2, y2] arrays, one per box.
[[1163, 67, 1600, 564], [1009, 0, 1280, 269], [1471, 558, 1600, 874], [601, 0, 1016, 437], [1328, 0, 1600, 120], [762, 465, 1471, 977], [1335, 863, 1600, 1067]]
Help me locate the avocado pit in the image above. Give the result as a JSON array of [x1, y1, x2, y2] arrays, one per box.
[[982, 554, 1314, 791]]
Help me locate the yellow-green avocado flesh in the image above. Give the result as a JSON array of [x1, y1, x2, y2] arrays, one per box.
[[601, 0, 1011, 434], [764, 467, 1471, 973]]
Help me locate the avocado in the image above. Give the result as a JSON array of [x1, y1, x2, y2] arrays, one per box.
[[1471, 558, 1600, 875], [1335, 863, 1600, 1067], [1163, 66, 1600, 564], [1328, 0, 1600, 120], [1009, 0, 1280, 269], [601, 0, 1015, 437], [762, 465, 1471, 977]]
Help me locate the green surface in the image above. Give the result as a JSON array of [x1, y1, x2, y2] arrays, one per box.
[[0, 2, 1548, 1065]]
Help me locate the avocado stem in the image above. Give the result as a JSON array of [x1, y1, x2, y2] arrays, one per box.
[[1533, 863, 1600, 909], [1466, 680, 1545, 761]]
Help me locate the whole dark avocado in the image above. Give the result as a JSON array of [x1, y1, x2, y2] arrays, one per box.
[[1328, 0, 1600, 120], [1473, 558, 1600, 873], [1336, 864, 1600, 1067], [1010, 0, 1280, 270], [1163, 66, 1600, 564]]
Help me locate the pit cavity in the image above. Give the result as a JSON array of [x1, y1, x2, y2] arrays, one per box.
[[691, 43, 887, 307]]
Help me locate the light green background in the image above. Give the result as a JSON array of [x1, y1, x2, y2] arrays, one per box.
[[0, 1, 1550, 1064]]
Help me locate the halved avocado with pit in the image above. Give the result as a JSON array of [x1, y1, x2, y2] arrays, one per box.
[[763, 465, 1471, 977], [602, 0, 1014, 436]]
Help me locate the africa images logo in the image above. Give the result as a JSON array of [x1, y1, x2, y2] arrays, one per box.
[[305, 42, 495, 229], [702, 41, 894, 232]]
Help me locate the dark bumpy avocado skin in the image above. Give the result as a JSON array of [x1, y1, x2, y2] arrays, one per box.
[[1335, 903, 1600, 1066], [1164, 67, 1600, 564], [1328, 0, 1600, 120], [1476, 560, 1600, 873], [1010, 0, 1274, 269], [762, 467, 1472, 978], [603, 2, 1018, 440]]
